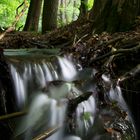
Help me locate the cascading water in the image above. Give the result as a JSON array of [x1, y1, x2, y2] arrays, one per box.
[[4, 50, 136, 140]]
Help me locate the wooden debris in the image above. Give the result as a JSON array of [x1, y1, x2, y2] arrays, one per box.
[[0, 111, 27, 121], [32, 126, 60, 140]]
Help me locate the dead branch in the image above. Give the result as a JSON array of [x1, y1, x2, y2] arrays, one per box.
[[73, 34, 88, 47], [12, 0, 29, 28], [16, 2, 24, 15], [0, 111, 27, 121], [91, 43, 140, 62], [105, 36, 123, 46], [67, 92, 93, 116], [32, 126, 60, 140], [93, 36, 123, 52], [119, 64, 140, 82]]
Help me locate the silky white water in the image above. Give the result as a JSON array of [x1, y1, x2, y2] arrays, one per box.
[[8, 56, 96, 140], [7, 55, 135, 140]]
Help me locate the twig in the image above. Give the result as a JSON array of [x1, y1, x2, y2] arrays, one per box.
[[32, 126, 60, 140], [119, 64, 140, 82], [121, 88, 140, 93], [93, 36, 124, 52], [73, 34, 88, 47], [0, 111, 27, 121], [105, 36, 123, 46], [16, 2, 24, 15], [73, 34, 77, 46], [12, 0, 29, 28]]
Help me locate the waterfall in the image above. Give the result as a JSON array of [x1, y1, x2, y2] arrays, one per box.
[[4, 52, 136, 140], [6, 55, 95, 140]]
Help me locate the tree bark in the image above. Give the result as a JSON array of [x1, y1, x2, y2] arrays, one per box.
[[23, 0, 43, 32], [72, 0, 77, 21], [59, 0, 66, 26], [89, 0, 140, 33], [79, 0, 88, 17], [65, 0, 69, 24], [42, 0, 59, 33]]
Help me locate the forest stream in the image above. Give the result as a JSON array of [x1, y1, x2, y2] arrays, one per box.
[[1, 0, 140, 140], [0, 49, 137, 140]]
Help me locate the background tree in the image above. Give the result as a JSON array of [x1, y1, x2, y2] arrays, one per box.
[[79, 0, 88, 17], [23, 0, 43, 31], [58, 0, 66, 26], [42, 0, 59, 33], [72, 0, 79, 21], [58, 0, 80, 26]]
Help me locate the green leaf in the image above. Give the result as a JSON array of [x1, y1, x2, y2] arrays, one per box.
[[82, 112, 92, 121]]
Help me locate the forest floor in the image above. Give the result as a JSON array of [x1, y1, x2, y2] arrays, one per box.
[[0, 17, 140, 75]]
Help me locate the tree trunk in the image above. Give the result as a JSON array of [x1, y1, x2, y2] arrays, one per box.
[[72, 0, 77, 21], [65, 0, 69, 24], [59, 0, 66, 26], [79, 0, 88, 17], [42, 0, 59, 33], [23, 0, 43, 31], [89, 0, 140, 33], [88, 0, 140, 137]]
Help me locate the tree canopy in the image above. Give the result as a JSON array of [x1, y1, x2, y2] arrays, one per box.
[[0, 0, 28, 28]]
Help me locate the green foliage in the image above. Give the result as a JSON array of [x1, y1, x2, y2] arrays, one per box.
[[87, 0, 94, 10], [0, 0, 28, 29], [0, 0, 94, 30]]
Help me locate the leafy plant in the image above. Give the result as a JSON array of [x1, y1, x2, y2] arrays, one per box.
[[87, 0, 94, 10]]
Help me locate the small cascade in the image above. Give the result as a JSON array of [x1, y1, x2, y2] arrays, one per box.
[[9, 56, 78, 108], [3, 51, 136, 140], [6, 55, 96, 139]]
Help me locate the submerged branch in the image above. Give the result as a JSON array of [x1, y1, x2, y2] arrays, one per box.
[[68, 92, 93, 115]]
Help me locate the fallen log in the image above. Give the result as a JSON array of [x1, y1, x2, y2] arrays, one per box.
[[4, 48, 60, 57]]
